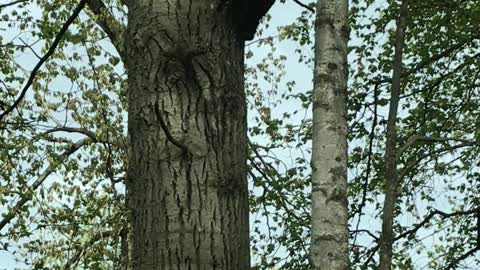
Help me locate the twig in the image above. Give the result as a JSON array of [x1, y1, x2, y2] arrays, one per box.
[[399, 142, 477, 181], [353, 82, 379, 247]]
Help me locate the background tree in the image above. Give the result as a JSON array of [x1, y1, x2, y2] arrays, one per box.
[[348, 0, 480, 268], [378, 1, 408, 269], [310, 0, 349, 269]]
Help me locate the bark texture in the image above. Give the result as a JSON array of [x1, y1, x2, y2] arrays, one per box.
[[378, 1, 409, 270], [125, 1, 256, 269], [310, 0, 349, 269]]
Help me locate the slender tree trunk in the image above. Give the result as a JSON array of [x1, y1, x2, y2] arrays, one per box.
[[378, 1, 409, 270], [124, 1, 252, 269], [310, 0, 349, 269]]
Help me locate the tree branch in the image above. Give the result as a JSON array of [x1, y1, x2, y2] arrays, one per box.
[[42, 126, 98, 141], [361, 208, 480, 269], [399, 142, 477, 181], [399, 142, 476, 181], [353, 82, 379, 249], [351, 229, 379, 241], [0, 0, 88, 121], [0, 0, 28, 9], [400, 51, 480, 99], [85, 0, 126, 61], [370, 35, 479, 85], [0, 138, 91, 232], [64, 230, 114, 269], [398, 136, 478, 157], [395, 207, 480, 241], [40, 126, 125, 147], [292, 0, 314, 12], [444, 246, 480, 270]]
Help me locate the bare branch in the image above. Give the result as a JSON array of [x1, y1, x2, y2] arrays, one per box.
[[39, 126, 126, 148], [361, 208, 480, 269], [378, 1, 409, 268], [398, 136, 478, 157], [42, 126, 98, 141], [0, 0, 28, 9], [395, 207, 480, 241], [0, 0, 88, 121], [0, 138, 91, 232], [292, 0, 315, 12], [351, 229, 379, 241], [18, 38, 41, 59], [353, 82, 379, 248], [444, 246, 480, 270]]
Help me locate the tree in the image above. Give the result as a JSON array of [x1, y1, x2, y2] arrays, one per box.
[[310, 0, 349, 269], [378, 1, 408, 269], [124, 0, 272, 268]]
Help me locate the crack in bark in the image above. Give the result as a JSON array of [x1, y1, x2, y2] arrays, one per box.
[[154, 101, 189, 154]]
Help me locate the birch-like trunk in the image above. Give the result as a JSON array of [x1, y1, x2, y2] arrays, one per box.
[[310, 0, 349, 269], [125, 1, 250, 269]]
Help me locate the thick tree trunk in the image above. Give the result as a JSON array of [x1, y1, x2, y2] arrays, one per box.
[[310, 0, 349, 269], [124, 1, 251, 269], [378, 1, 408, 270]]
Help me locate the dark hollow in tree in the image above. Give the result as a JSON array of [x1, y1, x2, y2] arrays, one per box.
[[229, 0, 276, 40]]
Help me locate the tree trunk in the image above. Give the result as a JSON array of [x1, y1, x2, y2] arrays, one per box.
[[124, 1, 251, 269], [378, 1, 409, 270], [310, 0, 349, 269]]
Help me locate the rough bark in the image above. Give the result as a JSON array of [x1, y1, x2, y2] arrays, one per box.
[[124, 1, 266, 269], [378, 1, 409, 270], [310, 0, 349, 269]]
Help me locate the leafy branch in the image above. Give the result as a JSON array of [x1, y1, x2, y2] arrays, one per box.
[[0, 0, 88, 121], [0, 138, 92, 232]]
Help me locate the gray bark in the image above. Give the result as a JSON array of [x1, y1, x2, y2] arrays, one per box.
[[125, 1, 250, 269], [310, 0, 350, 269], [378, 1, 409, 270]]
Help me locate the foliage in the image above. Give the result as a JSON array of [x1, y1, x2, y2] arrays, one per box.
[[0, 0, 126, 268]]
